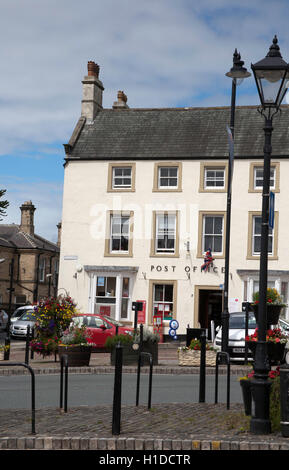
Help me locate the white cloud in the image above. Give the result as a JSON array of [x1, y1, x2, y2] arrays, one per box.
[[1, 0, 289, 238]]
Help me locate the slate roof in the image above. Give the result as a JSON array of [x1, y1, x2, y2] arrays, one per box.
[[65, 105, 289, 161], [0, 225, 59, 253]]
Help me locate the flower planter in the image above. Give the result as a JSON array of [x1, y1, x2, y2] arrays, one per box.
[[58, 345, 91, 367], [110, 342, 158, 366], [252, 304, 283, 327], [178, 348, 216, 367], [239, 379, 252, 416], [247, 340, 286, 363]]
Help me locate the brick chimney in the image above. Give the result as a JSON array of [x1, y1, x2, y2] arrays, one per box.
[[81, 61, 104, 120], [113, 90, 129, 109], [20, 201, 36, 236]]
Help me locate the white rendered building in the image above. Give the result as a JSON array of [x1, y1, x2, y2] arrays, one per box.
[[58, 61, 289, 340]]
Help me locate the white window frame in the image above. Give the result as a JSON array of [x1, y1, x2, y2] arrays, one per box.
[[110, 214, 130, 253], [252, 215, 273, 255], [204, 167, 225, 189], [89, 272, 133, 321], [112, 166, 132, 189], [153, 284, 174, 319], [39, 258, 45, 282], [155, 213, 176, 254], [254, 166, 276, 190], [202, 215, 224, 254], [158, 166, 178, 189]]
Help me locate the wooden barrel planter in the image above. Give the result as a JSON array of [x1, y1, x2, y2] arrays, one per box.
[[58, 345, 92, 367]]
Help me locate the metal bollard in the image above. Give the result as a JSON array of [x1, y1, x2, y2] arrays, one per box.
[[112, 342, 123, 435], [280, 364, 289, 437], [25, 325, 31, 365], [60, 354, 69, 412], [199, 330, 206, 403]]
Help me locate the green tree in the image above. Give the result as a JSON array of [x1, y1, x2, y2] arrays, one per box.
[[0, 189, 9, 220]]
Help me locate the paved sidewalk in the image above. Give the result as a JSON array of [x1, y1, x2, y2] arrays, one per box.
[[0, 342, 288, 451]]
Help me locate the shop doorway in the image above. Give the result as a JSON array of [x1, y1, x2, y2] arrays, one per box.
[[197, 288, 223, 340]]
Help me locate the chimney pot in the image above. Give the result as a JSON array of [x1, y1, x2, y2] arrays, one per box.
[[57, 222, 62, 247], [87, 61, 100, 78], [113, 90, 129, 109], [81, 61, 104, 120]]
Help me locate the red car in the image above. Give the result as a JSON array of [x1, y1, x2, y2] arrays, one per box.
[[71, 314, 134, 349]]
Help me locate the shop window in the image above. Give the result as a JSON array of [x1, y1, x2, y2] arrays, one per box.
[[121, 277, 130, 320], [153, 284, 174, 321], [95, 276, 116, 318]]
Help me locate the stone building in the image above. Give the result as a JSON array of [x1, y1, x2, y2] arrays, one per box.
[[58, 61, 289, 340], [0, 201, 60, 313]]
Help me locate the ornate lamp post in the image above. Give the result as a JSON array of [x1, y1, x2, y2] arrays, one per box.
[[250, 35, 289, 434], [221, 51, 251, 353]]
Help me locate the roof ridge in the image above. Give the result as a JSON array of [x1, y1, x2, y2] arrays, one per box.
[[101, 104, 289, 112], [19, 230, 37, 248], [34, 233, 59, 249]]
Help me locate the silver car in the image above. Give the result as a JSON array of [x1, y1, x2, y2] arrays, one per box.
[[214, 311, 257, 362], [10, 309, 38, 338], [10, 305, 35, 326]]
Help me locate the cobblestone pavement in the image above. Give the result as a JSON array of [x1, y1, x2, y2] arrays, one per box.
[[0, 403, 289, 450], [1, 342, 288, 450]]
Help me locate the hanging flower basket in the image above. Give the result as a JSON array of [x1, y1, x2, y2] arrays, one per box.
[[252, 304, 283, 327], [252, 288, 286, 327], [246, 328, 287, 363], [247, 340, 286, 363], [178, 347, 216, 366]]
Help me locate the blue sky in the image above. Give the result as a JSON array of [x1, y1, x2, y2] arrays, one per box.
[[1, 0, 289, 242]]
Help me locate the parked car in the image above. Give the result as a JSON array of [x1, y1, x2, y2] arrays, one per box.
[[278, 318, 289, 337], [10, 309, 38, 339], [10, 305, 35, 326], [0, 310, 8, 330], [71, 314, 134, 349], [213, 311, 257, 362]]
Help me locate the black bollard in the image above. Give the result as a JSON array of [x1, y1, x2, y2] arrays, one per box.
[[112, 342, 123, 435], [25, 325, 31, 365], [199, 330, 206, 403], [280, 364, 289, 437]]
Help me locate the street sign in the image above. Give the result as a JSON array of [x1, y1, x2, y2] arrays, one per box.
[[269, 191, 275, 229], [169, 319, 179, 330]]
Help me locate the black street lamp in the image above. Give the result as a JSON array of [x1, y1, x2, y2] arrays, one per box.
[[250, 35, 289, 434], [221, 50, 251, 353]]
